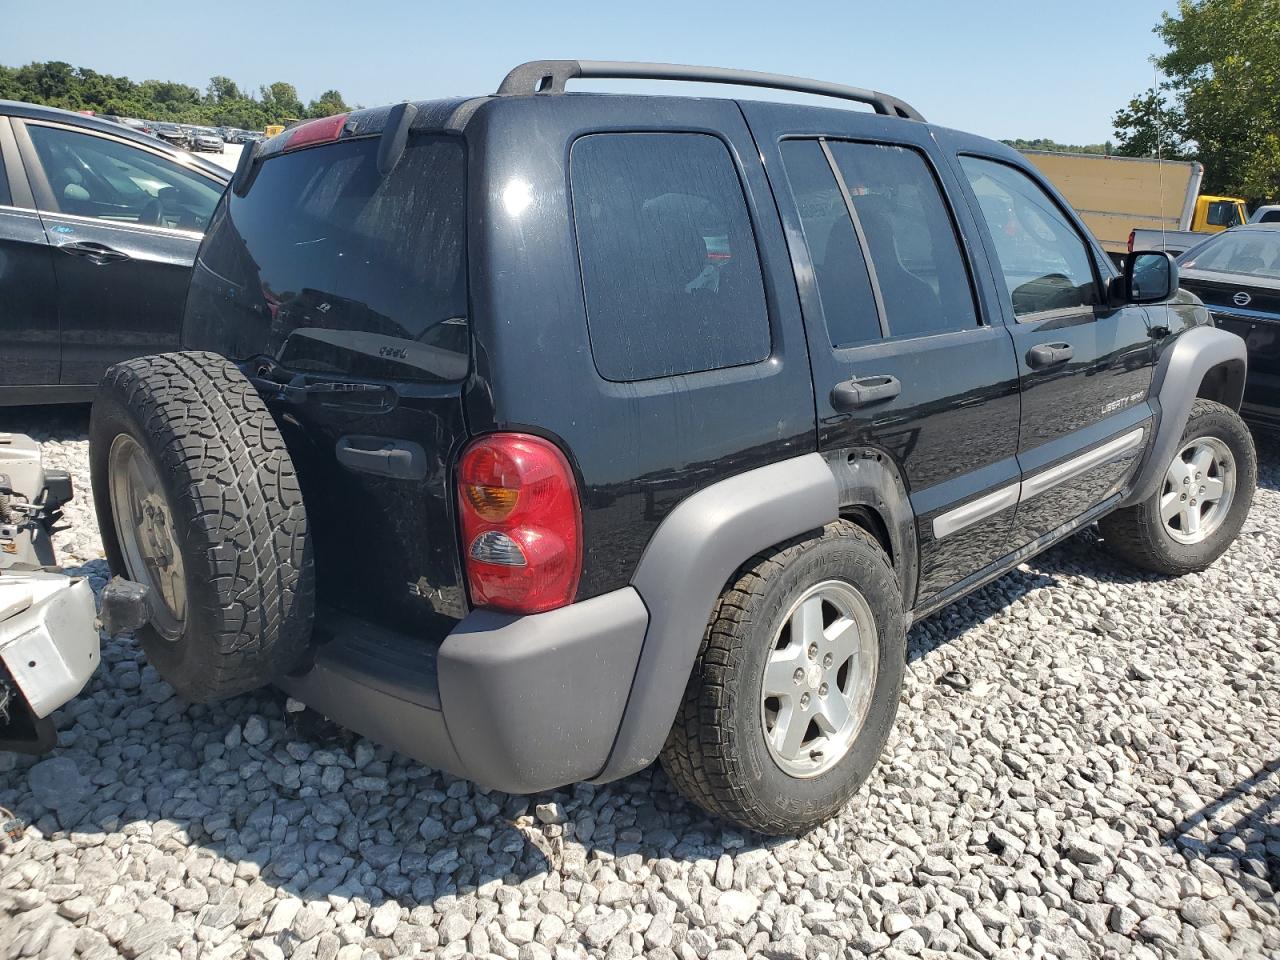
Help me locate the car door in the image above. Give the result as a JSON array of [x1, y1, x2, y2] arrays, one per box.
[[949, 148, 1157, 545], [12, 119, 224, 387], [0, 116, 60, 392], [744, 102, 1023, 604]]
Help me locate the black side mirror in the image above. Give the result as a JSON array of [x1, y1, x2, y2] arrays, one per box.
[[1123, 251, 1179, 304]]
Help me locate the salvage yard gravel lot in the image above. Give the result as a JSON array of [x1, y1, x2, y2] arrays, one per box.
[[2, 408, 1278, 960]]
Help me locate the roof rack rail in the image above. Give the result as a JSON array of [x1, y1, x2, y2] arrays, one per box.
[[496, 60, 925, 122]]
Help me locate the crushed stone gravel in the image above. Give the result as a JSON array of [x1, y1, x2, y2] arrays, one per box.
[[2, 407, 1278, 960]]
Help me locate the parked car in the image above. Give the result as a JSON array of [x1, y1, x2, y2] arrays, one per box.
[[152, 122, 189, 148], [1248, 204, 1280, 224], [89, 60, 1255, 835], [1178, 223, 1280, 431], [1, 433, 99, 755], [191, 128, 225, 153], [0, 101, 230, 405]]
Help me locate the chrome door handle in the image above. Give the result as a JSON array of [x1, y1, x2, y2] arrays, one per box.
[[58, 241, 130, 265]]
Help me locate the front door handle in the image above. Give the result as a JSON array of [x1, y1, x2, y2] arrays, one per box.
[[58, 241, 130, 265], [831, 374, 902, 410], [1027, 342, 1073, 368]]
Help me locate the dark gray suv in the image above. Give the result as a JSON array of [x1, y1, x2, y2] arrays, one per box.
[[90, 61, 1254, 834]]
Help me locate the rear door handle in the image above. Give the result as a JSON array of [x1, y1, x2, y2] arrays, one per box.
[[1027, 342, 1073, 368], [830, 374, 902, 410], [57, 241, 130, 265]]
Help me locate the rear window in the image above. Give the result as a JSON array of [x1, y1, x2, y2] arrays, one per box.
[[198, 133, 468, 382], [570, 132, 770, 381]]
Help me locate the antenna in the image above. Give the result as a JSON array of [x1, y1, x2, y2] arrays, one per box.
[[1155, 63, 1167, 251]]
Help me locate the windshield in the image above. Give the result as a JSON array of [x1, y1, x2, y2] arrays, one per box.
[[189, 132, 468, 382], [1181, 230, 1280, 280]]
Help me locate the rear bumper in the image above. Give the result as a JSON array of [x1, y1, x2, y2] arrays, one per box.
[[0, 573, 99, 719], [278, 587, 649, 794]]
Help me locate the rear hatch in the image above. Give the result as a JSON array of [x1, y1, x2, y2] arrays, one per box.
[[182, 129, 472, 636]]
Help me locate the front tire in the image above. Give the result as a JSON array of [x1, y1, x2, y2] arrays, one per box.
[[90, 352, 315, 702], [1100, 399, 1256, 575], [660, 522, 904, 835]]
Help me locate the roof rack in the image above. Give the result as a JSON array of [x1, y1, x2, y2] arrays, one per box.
[[496, 60, 925, 122]]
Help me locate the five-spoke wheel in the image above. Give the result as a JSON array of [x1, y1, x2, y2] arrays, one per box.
[[760, 580, 879, 778]]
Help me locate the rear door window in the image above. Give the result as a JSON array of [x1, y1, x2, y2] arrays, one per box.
[[781, 139, 883, 347], [199, 133, 468, 382], [570, 132, 770, 381], [781, 139, 979, 346]]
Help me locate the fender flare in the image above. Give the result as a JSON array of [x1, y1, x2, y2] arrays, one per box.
[[1121, 325, 1247, 507], [591, 453, 838, 783]]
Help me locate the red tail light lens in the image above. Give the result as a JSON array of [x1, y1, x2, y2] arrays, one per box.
[[457, 433, 582, 614], [1128, 229, 1135, 254], [284, 113, 349, 152]]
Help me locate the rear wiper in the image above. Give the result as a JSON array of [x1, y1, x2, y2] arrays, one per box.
[[244, 356, 391, 406]]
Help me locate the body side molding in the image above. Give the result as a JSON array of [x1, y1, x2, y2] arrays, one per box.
[[592, 452, 839, 784]]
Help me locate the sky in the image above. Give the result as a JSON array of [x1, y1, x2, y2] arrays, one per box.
[[2, 0, 1173, 144]]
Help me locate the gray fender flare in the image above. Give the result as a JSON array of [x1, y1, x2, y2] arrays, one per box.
[[591, 453, 838, 783], [1121, 325, 1247, 507]]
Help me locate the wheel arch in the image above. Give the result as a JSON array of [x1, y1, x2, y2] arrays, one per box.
[[1195, 357, 1246, 412], [591, 453, 839, 784], [1121, 325, 1248, 507]]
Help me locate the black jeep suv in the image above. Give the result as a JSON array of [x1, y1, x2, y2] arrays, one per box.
[[89, 61, 1256, 835]]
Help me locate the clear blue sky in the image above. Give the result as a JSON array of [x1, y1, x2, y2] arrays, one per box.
[[3, 0, 1172, 144]]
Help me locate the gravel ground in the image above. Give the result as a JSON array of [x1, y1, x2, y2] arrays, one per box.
[[2, 407, 1278, 960]]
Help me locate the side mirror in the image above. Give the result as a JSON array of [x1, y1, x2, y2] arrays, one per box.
[[1124, 250, 1179, 304]]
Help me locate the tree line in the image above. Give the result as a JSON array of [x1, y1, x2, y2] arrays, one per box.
[[1112, 0, 1278, 202], [0, 61, 350, 129]]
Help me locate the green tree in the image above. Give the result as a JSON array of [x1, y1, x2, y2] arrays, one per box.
[[206, 75, 243, 103], [1001, 137, 1112, 155], [261, 81, 304, 121], [1113, 89, 1190, 160], [306, 89, 349, 118], [1115, 0, 1280, 200]]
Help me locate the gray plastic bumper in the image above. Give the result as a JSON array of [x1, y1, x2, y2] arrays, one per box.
[[279, 587, 648, 794], [0, 572, 99, 719]]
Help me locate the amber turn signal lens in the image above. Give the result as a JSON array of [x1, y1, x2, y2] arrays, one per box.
[[464, 484, 519, 521]]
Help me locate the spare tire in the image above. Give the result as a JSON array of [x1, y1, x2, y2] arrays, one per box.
[[90, 351, 314, 702]]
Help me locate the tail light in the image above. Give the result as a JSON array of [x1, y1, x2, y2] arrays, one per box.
[[457, 433, 582, 614], [284, 113, 348, 152], [1128, 229, 1135, 254]]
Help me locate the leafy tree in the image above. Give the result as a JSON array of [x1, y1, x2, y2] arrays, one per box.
[[0, 60, 346, 131], [207, 75, 243, 103], [261, 81, 304, 120], [307, 89, 349, 118], [1002, 138, 1112, 156], [1115, 0, 1280, 201]]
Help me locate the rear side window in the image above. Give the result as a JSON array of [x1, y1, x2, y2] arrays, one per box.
[[0, 147, 10, 206], [570, 133, 770, 381], [199, 133, 467, 382]]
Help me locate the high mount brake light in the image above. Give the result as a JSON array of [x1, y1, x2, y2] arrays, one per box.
[[284, 113, 349, 152], [457, 433, 582, 614]]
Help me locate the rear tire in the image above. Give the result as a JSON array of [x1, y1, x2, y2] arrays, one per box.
[[660, 522, 904, 835], [1100, 399, 1256, 575], [90, 352, 314, 702]]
